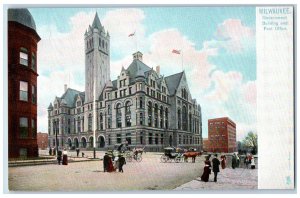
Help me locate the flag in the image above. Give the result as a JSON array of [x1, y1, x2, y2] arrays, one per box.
[[128, 32, 135, 37], [172, 49, 181, 54]]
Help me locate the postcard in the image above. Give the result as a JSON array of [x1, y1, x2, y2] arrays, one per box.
[[3, 5, 295, 192]]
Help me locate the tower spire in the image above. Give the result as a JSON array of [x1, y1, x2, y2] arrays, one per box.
[[92, 12, 102, 29]]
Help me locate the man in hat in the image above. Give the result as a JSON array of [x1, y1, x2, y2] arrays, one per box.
[[118, 154, 126, 173], [212, 154, 220, 182], [103, 152, 110, 172]]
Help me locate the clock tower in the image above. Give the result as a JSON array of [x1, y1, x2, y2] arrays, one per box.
[[84, 12, 110, 103]]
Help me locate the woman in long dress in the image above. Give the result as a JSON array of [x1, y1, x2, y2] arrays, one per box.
[[107, 156, 116, 172], [221, 155, 226, 169], [62, 148, 68, 165], [201, 156, 211, 182]]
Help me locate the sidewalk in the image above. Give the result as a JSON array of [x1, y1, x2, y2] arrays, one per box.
[[174, 167, 258, 190]]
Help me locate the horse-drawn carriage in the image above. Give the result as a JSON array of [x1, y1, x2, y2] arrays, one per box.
[[125, 146, 145, 162], [160, 147, 184, 163]]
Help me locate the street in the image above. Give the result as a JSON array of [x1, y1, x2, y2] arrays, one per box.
[[9, 151, 204, 191], [9, 151, 258, 191]]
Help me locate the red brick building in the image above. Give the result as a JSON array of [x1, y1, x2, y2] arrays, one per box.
[[8, 9, 41, 158], [207, 117, 237, 153], [37, 132, 48, 150]]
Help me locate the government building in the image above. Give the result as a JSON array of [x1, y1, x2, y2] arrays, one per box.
[[47, 13, 202, 151]]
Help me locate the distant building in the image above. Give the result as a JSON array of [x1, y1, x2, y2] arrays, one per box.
[[202, 138, 209, 151], [47, 13, 202, 152], [37, 132, 48, 150], [206, 117, 236, 153], [8, 9, 41, 158]]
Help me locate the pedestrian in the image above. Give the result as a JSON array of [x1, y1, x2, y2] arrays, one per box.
[[250, 156, 256, 169], [57, 149, 62, 165], [107, 154, 116, 172], [232, 154, 237, 169], [221, 154, 226, 169], [201, 156, 211, 182], [62, 148, 68, 165], [76, 148, 80, 157], [114, 155, 119, 171], [103, 152, 109, 172], [236, 153, 240, 168], [49, 147, 52, 156], [212, 154, 220, 182], [53, 147, 56, 156], [118, 154, 126, 173]]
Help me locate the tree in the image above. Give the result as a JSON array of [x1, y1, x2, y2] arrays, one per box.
[[242, 132, 258, 154]]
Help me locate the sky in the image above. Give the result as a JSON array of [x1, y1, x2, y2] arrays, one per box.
[[29, 7, 257, 140]]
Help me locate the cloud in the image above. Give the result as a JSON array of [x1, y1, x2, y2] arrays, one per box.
[[102, 8, 147, 56], [205, 70, 243, 101], [204, 19, 255, 53]]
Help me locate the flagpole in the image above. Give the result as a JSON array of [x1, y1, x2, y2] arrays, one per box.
[[135, 30, 137, 52], [181, 50, 183, 71]]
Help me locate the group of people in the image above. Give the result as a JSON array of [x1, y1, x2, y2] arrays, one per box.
[[201, 153, 256, 182], [201, 154, 222, 182], [244, 153, 256, 169], [49, 148, 69, 165], [103, 152, 126, 173]]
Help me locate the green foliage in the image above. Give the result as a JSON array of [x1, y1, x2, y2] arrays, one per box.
[[242, 131, 258, 154]]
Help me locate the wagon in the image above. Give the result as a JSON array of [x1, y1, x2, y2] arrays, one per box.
[[160, 147, 183, 163]]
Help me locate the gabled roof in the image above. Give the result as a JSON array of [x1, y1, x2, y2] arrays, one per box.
[[60, 88, 82, 107], [165, 71, 184, 96], [126, 59, 152, 83]]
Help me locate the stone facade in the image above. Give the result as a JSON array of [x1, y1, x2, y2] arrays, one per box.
[[8, 9, 40, 158], [47, 13, 202, 152]]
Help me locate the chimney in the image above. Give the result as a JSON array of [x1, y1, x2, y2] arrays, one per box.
[[156, 65, 160, 76], [133, 51, 143, 62], [64, 84, 67, 92]]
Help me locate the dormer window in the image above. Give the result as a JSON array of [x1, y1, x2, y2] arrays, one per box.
[[20, 47, 28, 66], [77, 101, 81, 107]]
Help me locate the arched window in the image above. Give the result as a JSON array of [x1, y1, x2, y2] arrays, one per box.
[[139, 97, 143, 108], [77, 117, 80, 133], [81, 137, 87, 148], [102, 40, 104, 48], [99, 38, 101, 47], [165, 108, 168, 129], [189, 113, 192, 132], [148, 101, 152, 127], [82, 116, 84, 132], [154, 104, 158, 128], [125, 101, 131, 127], [100, 113, 103, 130], [177, 109, 181, 129], [116, 103, 122, 128], [182, 106, 188, 131], [88, 113, 92, 131], [105, 42, 108, 50], [139, 113, 144, 125], [160, 105, 164, 128]]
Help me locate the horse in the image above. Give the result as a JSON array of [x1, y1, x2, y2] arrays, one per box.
[[183, 151, 202, 163]]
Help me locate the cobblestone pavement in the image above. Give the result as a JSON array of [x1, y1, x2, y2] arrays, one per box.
[[174, 167, 258, 190], [9, 152, 205, 191]]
